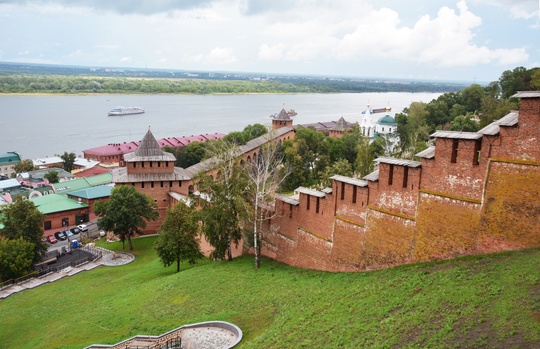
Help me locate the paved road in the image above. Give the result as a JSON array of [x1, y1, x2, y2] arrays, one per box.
[[46, 221, 102, 254]]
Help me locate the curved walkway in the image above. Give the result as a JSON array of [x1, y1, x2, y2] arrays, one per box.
[[84, 321, 243, 349], [0, 245, 121, 299]]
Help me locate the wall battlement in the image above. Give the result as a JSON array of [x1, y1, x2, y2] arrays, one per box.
[[264, 92, 540, 271]]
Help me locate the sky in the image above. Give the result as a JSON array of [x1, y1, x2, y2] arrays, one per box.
[[0, 0, 539, 83]]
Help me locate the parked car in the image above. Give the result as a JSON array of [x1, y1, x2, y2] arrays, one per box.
[[41, 236, 48, 244], [70, 227, 81, 235], [47, 235, 58, 244], [54, 231, 67, 241], [77, 224, 88, 232], [64, 229, 74, 238]]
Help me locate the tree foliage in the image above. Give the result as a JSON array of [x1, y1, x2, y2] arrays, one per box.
[[0, 196, 46, 264], [94, 185, 159, 250], [197, 141, 251, 261], [44, 169, 59, 184], [0, 237, 35, 281], [11, 159, 37, 177], [61, 152, 76, 172], [155, 202, 203, 272]]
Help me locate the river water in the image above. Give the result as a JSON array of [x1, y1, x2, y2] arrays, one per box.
[[0, 92, 441, 159]]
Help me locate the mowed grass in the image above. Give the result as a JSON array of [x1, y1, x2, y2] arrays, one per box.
[[0, 236, 539, 349]]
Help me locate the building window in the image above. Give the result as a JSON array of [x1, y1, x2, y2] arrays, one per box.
[[340, 182, 345, 200], [151, 181, 154, 188], [289, 204, 293, 218], [132, 182, 135, 186], [44, 221, 51, 230], [473, 140, 481, 166], [388, 164, 394, 185], [451, 139, 459, 163], [133, 162, 136, 168], [160, 181, 164, 188], [403, 167, 409, 188], [316, 197, 320, 213], [158, 161, 161, 167], [169, 181, 173, 187], [166, 162, 169, 167], [142, 182, 145, 188], [306, 196, 310, 210], [352, 186, 357, 204], [150, 161, 153, 167]]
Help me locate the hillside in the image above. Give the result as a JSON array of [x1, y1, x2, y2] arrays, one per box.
[[0, 236, 538, 349]]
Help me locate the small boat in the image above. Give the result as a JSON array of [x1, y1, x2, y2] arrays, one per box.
[[108, 106, 145, 116]]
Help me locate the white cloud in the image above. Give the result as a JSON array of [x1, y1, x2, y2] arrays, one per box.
[[258, 43, 284, 61], [333, 1, 529, 67], [188, 47, 237, 64], [473, 0, 540, 20], [120, 56, 132, 63]]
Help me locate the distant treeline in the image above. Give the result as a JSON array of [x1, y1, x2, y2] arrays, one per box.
[[0, 62, 466, 94]]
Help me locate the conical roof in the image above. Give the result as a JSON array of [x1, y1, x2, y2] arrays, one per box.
[[135, 128, 165, 157], [273, 108, 292, 120], [124, 127, 176, 162], [331, 117, 350, 131]]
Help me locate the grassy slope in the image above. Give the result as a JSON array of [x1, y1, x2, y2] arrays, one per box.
[[0, 236, 538, 349]]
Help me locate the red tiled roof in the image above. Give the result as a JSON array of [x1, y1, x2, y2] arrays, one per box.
[[83, 133, 226, 157]]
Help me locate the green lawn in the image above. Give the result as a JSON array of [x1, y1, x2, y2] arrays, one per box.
[[0, 236, 538, 349]]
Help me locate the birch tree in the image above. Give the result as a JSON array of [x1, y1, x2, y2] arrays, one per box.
[[247, 137, 290, 269]]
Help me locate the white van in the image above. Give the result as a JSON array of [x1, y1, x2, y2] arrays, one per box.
[[78, 224, 88, 232]]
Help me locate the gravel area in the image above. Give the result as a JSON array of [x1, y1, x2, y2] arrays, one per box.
[[100, 252, 135, 266], [181, 327, 238, 349]]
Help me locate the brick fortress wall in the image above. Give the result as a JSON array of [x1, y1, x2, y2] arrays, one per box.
[[262, 93, 540, 272]]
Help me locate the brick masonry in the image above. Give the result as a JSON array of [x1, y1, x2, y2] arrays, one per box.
[[116, 94, 539, 271], [264, 93, 540, 271]]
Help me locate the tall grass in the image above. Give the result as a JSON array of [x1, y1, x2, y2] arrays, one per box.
[[0, 236, 538, 349]]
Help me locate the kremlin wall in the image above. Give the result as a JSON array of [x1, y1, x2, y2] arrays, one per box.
[[261, 91, 540, 271], [113, 92, 539, 272]]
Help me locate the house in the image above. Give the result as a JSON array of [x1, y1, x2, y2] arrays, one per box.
[[0, 152, 21, 177]]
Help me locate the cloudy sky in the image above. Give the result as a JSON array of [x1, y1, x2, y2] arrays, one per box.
[[1, 0, 538, 82]]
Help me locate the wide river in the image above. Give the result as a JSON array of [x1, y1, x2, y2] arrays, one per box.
[[0, 92, 441, 159]]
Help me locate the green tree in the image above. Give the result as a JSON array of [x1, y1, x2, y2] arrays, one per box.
[[94, 185, 159, 250], [0, 237, 35, 281], [176, 142, 208, 168], [321, 158, 353, 187], [499, 66, 532, 99], [44, 169, 59, 184], [197, 141, 251, 261], [450, 113, 480, 132], [11, 159, 37, 177], [155, 203, 203, 273], [223, 131, 246, 145], [242, 123, 268, 142], [280, 139, 307, 191], [61, 152, 76, 172], [531, 68, 540, 90], [355, 136, 376, 177], [0, 197, 46, 264]]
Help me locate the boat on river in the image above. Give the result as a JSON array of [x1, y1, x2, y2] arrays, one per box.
[[108, 106, 145, 116]]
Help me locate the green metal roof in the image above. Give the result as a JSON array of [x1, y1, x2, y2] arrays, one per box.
[[53, 173, 113, 195], [68, 185, 113, 199], [31, 194, 88, 215], [0, 152, 21, 165], [377, 115, 397, 125], [86, 173, 113, 186]]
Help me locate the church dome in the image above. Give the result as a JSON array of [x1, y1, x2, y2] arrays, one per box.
[[377, 115, 396, 125]]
